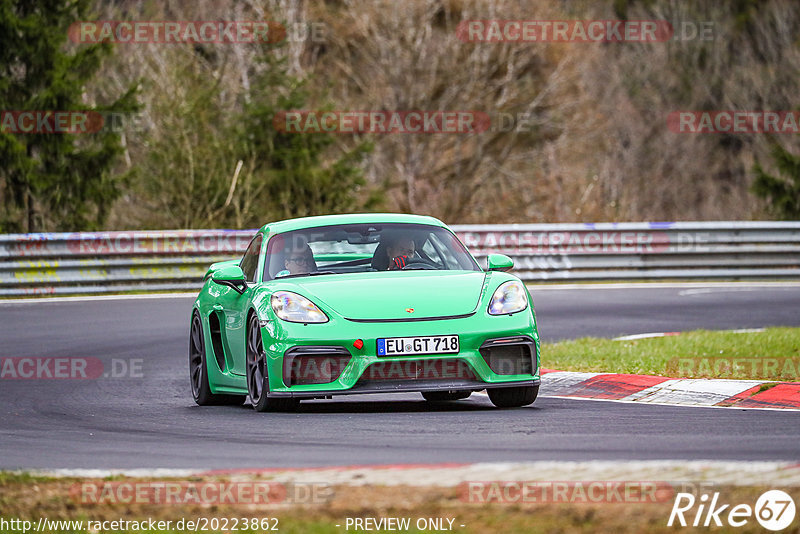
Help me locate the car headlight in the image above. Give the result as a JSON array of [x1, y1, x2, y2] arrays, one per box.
[[488, 281, 528, 315], [271, 291, 328, 323]]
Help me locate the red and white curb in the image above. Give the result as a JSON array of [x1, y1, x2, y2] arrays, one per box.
[[540, 369, 800, 410]]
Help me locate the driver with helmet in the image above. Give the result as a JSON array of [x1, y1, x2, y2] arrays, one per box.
[[385, 235, 417, 270]]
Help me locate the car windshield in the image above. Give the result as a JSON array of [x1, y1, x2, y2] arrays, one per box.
[[263, 223, 480, 280]]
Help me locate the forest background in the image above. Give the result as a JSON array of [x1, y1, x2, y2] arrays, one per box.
[[1, 0, 798, 232]]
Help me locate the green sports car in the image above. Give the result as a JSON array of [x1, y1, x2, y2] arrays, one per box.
[[189, 213, 540, 411]]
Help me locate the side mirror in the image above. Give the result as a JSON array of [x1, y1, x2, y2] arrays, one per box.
[[487, 253, 514, 272], [212, 264, 247, 294]]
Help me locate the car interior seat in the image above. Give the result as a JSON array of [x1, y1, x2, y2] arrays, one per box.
[[371, 242, 390, 270]]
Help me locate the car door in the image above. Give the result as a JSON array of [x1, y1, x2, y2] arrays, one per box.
[[216, 233, 262, 376]]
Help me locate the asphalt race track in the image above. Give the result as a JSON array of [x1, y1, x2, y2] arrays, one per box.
[[1, 283, 799, 469]]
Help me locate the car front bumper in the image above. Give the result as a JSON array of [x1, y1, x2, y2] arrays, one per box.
[[260, 309, 540, 398]]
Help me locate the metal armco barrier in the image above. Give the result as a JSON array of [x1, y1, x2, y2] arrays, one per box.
[[0, 222, 798, 296]]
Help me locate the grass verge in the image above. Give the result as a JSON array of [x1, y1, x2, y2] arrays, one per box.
[[541, 327, 800, 380]]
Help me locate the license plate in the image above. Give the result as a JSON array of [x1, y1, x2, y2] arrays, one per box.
[[376, 335, 459, 356]]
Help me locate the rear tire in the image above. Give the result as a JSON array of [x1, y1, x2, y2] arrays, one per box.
[[488, 384, 538, 408], [421, 390, 472, 402], [189, 311, 246, 406], [246, 313, 299, 412]]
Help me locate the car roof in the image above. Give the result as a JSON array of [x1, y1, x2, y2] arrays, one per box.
[[259, 213, 446, 235]]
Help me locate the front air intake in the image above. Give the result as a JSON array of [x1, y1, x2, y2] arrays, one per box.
[[479, 337, 536, 376], [283, 346, 352, 386]]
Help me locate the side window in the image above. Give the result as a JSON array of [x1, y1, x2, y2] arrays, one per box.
[[240, 234, 263, 283]]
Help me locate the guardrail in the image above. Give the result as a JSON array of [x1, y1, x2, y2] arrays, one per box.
[[1, 222, 798, 296]]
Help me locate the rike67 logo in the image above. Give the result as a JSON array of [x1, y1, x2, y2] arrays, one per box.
[[668, 490, 796, 531]]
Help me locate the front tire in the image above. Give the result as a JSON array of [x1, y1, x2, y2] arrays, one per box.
[[246, 313, 298, 412], [189, 311, 245, 406], [421, 390, 472, 402], [488, 384, 538, 408]]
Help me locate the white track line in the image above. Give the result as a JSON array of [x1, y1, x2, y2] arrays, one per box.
[[529, 281, 800, 291], [0, 292, 197, 305], [613, 329, 765, 340], [613, 332, 679, 341]]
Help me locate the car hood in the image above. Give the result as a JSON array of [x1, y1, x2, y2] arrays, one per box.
[[288, 271, 488, 320]]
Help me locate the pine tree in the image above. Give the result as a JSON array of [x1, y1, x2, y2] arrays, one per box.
[[752, 144, 800, 220], [137, 43, 376, 229], [237, 54, 377, 223], [0, 0, 137, 232]]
